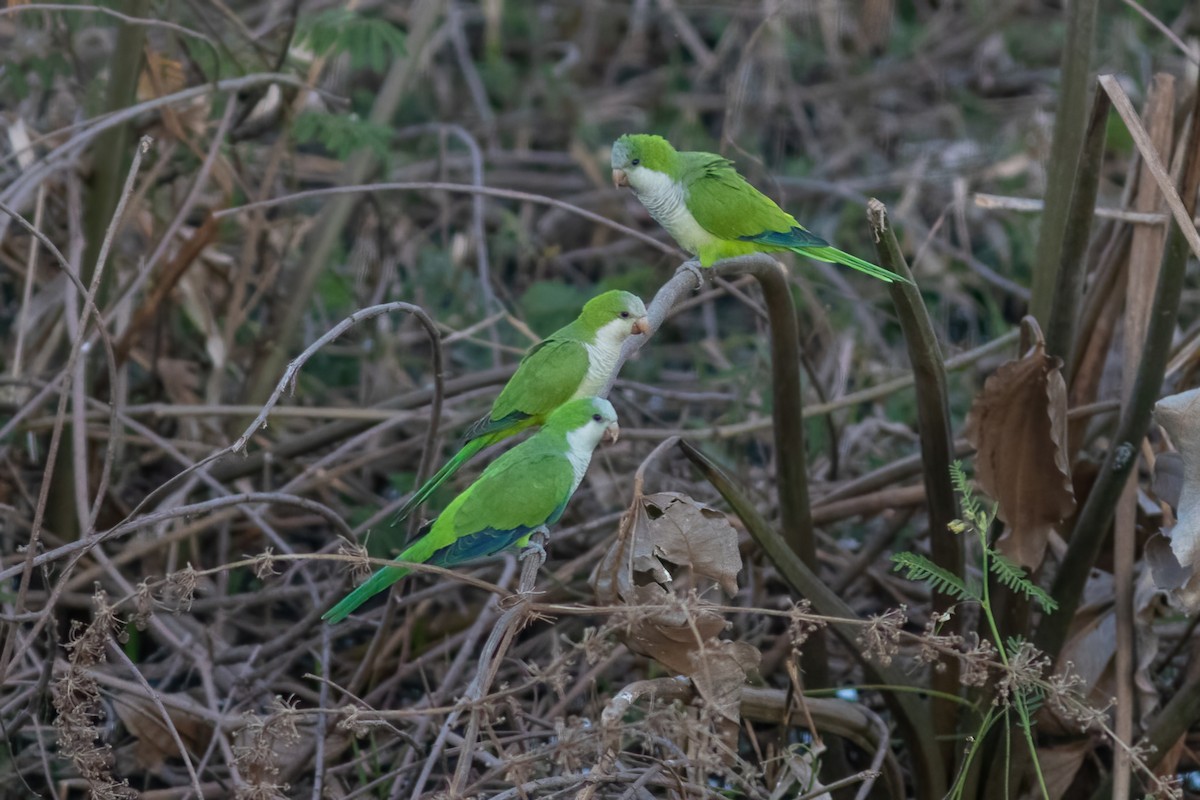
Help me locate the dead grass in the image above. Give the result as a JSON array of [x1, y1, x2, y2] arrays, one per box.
[[1, 1, 1199, 797]]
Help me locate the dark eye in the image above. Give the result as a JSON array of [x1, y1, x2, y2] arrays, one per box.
[[620, 311, 630, 318], [631, 158, 640, 166], [592, 413, 603, 422]]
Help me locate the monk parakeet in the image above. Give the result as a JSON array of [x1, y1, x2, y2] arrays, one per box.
[[392, 290, 647, 525], [323, 396, 619, 622], [611, 134, 910, 284]]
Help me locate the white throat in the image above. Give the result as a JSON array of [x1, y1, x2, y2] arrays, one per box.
[[564, 428, 600, 491], [629, 167, 685, 217], [577, 318, 630, 396], [627, 168, 713, 254]]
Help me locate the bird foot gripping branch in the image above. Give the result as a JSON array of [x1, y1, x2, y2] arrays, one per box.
[[519, 527, 551, 562], [674, 259, 706, 291]]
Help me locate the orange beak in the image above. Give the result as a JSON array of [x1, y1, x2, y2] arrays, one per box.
[[631, 316, 650, 335], [604, 422, 620, 444], [612, 168, 629, 188]]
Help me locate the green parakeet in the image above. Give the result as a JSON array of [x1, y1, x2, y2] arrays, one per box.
[[323, 397, 619, 623], [392, 290, 647, 526], [611, 134, 910, 284]]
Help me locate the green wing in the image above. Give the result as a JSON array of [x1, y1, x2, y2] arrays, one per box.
[[389, 436, 491, 527], [324, 442, 574, 623], [681, 151, 910, 284], [449, 446, 575, 539], [395, 333, 588, 529], [681, 152, 825, 245], [467, 337, 590, 439]]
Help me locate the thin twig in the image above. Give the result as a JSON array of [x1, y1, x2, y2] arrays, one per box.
[[108, 642, 205, 798], [1100, 74, 1200, 263], [212, 181, 680, 256], [0, 137, 149, 685]]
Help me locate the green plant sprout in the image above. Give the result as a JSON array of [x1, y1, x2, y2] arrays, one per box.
[[892, 461, 1056, 800]]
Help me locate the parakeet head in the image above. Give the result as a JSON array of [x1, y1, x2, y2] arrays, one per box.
[[578, 290, 650, 342], [611, 134, 679, 191], [547, 396, 620, 447]]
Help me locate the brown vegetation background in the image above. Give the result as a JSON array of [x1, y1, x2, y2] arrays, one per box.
[[1, 1, 1199, 798]]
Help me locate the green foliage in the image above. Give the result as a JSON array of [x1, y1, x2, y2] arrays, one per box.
[[891, 551, 971, 602], [949, 460, 982, 521], [990, 554, 1058, 613], [296, 10, 406, 73], [2, 49, 70, 101], [1104, 107, 1135, 157], [316, 266, 356, 312], [519, 281, 596, 335], [895, 461, 1055, 800], [292, 110, 391, 161]]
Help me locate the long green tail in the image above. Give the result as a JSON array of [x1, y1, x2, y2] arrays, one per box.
[[800, 245, 913, 285], [322, 562, 412, 624], [390, 437, 490, 527]]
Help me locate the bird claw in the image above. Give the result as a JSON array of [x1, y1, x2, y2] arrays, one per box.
[[674, 259, 706, 291], [519, 527, 550, 562]]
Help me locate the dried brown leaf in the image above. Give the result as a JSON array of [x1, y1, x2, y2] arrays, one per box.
[[620, 583, 727, 676], [591, 491, 758, 730], [965, 319, 1076, 568], [111, 692, 212, 773], [1154, 388, 1200, 575], [633, 492, 743, 595], [1145, 533, 1190, 592], [1051, 570, 1160, 733], [1037, 739, 1092, 800], [592, 491, 743, 603], [1152, 451, 1184, 510]]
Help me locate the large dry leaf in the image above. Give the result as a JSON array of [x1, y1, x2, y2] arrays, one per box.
[[591, 491, 758, 732], [592, 491, 744, 605], [1152, 452, 1184, 510], [178, 268, 228, 371], [631, 492, 743, 595], [1144, 533, 1200, 609], [111, 691, 213, 773], [1050, 570, 1160, 734], [964, 320, 1076, 568], [1147, 388, 1200, 610], [1038, 739, 1092, 800], [1154, 388, 1200, 569]]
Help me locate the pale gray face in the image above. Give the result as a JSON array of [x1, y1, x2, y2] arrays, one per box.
[[611, 138, 644, 189], [567, 398, 620, 456], [611, 139, 633, 170]]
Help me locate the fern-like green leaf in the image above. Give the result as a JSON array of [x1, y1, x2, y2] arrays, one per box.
[[297, 10, 406, 72], [891, 552, 974, 601], [990, 555, 1058, 613], [292, 111, 391, 161], [949, 460, 970, 495], [950, 461, 977, 518]]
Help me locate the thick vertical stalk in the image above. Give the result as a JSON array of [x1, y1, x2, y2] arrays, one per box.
[[1113, 73, 1175, 800], [1044, 84, 1111, 383], [1029, 0, 1099, 325], [973, 87, 1111, 799], [712, 256, 824, 685], [51, 0, 150, 542], [868, 201, 960, 774], [83, 0, 149, 287], [1036, 88, 1200, 660], [680, 440, 946, 800]]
